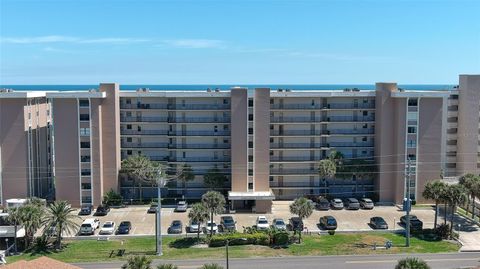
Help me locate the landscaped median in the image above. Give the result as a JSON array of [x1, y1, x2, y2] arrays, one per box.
[[7, 232, 460, 264]]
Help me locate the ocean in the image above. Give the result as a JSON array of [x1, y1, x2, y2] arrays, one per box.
[[0, 84, 455, 91]]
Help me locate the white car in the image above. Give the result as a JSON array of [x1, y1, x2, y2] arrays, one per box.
[[204, 221, 218, 234], [188, 220, 203, 233], [79, 218, 100, 235], [256, 216, 269, 230], [99, 221, 116, 235]]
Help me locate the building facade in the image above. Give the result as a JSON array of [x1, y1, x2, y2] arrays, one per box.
[[1, 75, 479, 212]]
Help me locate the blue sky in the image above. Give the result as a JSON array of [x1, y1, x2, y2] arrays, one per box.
[[0, 0, 479, 84]]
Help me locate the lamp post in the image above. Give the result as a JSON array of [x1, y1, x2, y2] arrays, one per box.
[[226, 238, 247, 269], [405, 158, 412, 247], [5, 238, 8, 256], [156, 169, 166, 256]]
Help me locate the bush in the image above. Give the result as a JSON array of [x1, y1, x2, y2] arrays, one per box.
[[328, 230, 335, 236], [434, 223, 451, 239], [200, 264, 224, 269], [103, 189, 123, 206], [170, 237, 206, 248], [208, 232, 269, 247], [273, 232, 289, 246]]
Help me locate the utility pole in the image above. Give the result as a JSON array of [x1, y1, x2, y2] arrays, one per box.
[[156, 169, 164, 256], [405, 158, 411, 247]]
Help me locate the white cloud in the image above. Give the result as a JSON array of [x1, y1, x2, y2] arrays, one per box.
[[162, 39, 225, 49], [1, 35, 149, 44]]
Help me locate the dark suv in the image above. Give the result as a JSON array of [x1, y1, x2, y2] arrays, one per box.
[[316, 198, 330, 210], [319, 216, 337, 230], [220, 216, 236, 232], [95, 204, 110, 216], [400, 215, 423, 231], [289, 217, 304, 232]]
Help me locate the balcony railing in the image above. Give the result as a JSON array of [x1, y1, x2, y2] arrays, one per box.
[[121, 116, 167, 122], [270, 169, 317, 175], [168, 131, 231, 136], [121, 142, 169, 148], [168, 157, 231, 162], [121, 103, 168, 109], [167, 104, 230, 110], [270, 103, 375, 110], [329, 129, 374, 135], [270, 143, 327, 149], [271, 130, 327, 136], [121, 130, 168, 135], [270, 156, 321, 162], [270, 116, 375, 123], [168, 117, 230, 123], [329, 142, 374, 147], [169, 144, 230, 149], [327, 116, 375, 122]]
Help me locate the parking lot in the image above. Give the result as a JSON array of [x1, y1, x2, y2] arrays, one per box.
[[66, 201, 438, 237]]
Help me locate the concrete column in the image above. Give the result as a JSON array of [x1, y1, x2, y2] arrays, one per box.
[[254, 88, 270, 192], [90, 99, 103, 206], [230, 88, 248, 192]]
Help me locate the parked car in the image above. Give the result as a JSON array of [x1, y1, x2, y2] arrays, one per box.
[[147, 204, 157, 214], [79, 205, 92, 215], [271, 218, 287, 231], [330, 198, 344, 210], [204, 221, 218, 234], [344, 198, 360, 210], [188, 220, 202, 233], [168, 220, 183, 234], [289, 217, 304, 231], [359, 198, 375, 209], [370, 217, 388, 229], [116, 221, 132, 234], [319, 216, 337, 230], [220, 216, 237, 232], [99, 221, 116, 235], [95, 204, 110, 216], [256, 216, 269, 231], [175, 201, 188, 212], [400, 215, 423, 230], [79, 218, 100, 235], [316, 198, 330, 210]]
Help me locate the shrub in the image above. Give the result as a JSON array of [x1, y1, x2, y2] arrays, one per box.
[[103, 189, 123, 206], [170, 237, 207, 248], [328, 230, 335, 236], [200, 264, 224, 269], [395, 257, 430, 269], [273, 232, 289, 246], [434, 223, 451, 239], [157, 264, 178, 269], [208, 232, 269, 247]]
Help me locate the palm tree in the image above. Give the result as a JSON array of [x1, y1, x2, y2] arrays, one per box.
[[7, 207, 22, 253], [20, 202, 45, 249], [120, 155, 163, 200], [43, 201, 79, 249], [177, 164, 195, 196], [157, 264, 178, 269], [199, 264, 224, 269], [201, 191, 225, 237], [188, 203, 209, 241], [422, 180, 447, 228], [203, 167, 227, 191], [121, 255, 152, 269], [289, 197, 314, 243], [318, 158, 336, 196], [395, 257, 431, 269], [459, 174, 480, 219], [444, 184, 467, 235]]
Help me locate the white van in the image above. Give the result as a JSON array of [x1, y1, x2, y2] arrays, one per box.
[[79, 218, 100, 235]]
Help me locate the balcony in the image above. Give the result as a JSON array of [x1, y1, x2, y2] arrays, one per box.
[[168, 117, 230, 123], [270, 143, 327, 149], [271, 117, 322, 123], [168, 157, 231, 162], [121, 116, 167, 122], [270, 103, 375, 110], [121, 129, 168, 135], [121, 142, 168, 148], [121, 103, 168, 109], [328, 103, 375, 109], [168, 131, 230, 136], [329, 129, 374, 135], [270, 130, 328, 136], [329, 142, 374, 147], [169, 144, 230, 149], [167, 104, 230, 110], [270, 169, 317, 175], [327, 116, 375, 122], [270, 116, 375, 123], [270, 156, 321, 162]]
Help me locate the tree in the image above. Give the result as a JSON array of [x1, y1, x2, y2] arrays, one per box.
[[395, 257, 431, 269], [422, 180, 447, 228], [203, 167, 227, 191], [120, 155, 163, 200], [19, 201, 45, 249], [43, 201, 79, 249], [157, 265, 178, 269], [188, 203, 209, 241], [318, 159, 336, 196], [121, 255, 152, 269], [199, 264, 224, 269], [201, 191, 225, 237], [103, 189, 123, 206], [328, 150, 344, 170], [177, 164, 195, 196], [289, 197, 314, 243], [459, 174, 480, 219], [7, 207, 22, 253], [444, 184, 467, 235]]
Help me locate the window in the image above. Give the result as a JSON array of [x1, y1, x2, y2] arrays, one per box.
[[408, 126, 417, 134], [362, 137, 367, 141], [407, 140, 416, 148], [80, 128, 90, 136], [363, 124, 368, 128], [81, 169, 91, 176], [81, 156, 91, 162], [126, 99, 131, 104], [248, 169, 253, 176], [249, 114, 253, 121], [408, 154, 416, 161], [223, 99, 228, 104], [270, 138, 274, 143], [80, 142, 90, 148], [126, 137, 132, 142], [408, 98, 418, 106], [82, 196, 92, 204], [270, 99, 274, 104], [407, 112, 418, 121], [248, 155, 253, 162], [363, 111, 368, 116], [127, 150, 132, 155], [223, 125, 228, 130], [269, 176, 274, 182], [248, 182, 253, 190], [79, 99, 89, 107], [127, 124, 132, 130], [248, 128, 253, 134], [248, 99, 253, 107], [81, 183, 92, 190]]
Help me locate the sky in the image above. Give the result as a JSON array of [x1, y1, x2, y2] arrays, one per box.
[[0, 0, 479, 84]]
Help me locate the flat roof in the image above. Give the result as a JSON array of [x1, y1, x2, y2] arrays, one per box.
[[228, 191, 275, 200]]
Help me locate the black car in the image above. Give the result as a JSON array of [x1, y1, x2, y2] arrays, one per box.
[[116, 221, 132, 234], [79, 205, 92, 215], [220, 216, 237, 232], [289, 217, 304, 231], [370, 217, 388, 229], [319, 216, 337, 230], [168, 220, 183, 234], [344, 198, 360, 210], [316, 198, 330, 211], [147, 204, 157, 214], [95, 204, 110, 216], [400, 215, 423, 230]]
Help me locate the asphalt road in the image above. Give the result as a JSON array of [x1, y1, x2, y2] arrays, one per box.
[[75, 253, 480, 269]]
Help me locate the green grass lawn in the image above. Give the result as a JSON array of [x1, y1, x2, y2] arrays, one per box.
[[7, 233, 460, 264]]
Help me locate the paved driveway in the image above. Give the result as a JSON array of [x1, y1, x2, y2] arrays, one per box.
[[66, 201, 439, 237]]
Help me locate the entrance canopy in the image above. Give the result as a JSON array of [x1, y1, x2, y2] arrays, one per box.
[[228, 191, 275, 201]]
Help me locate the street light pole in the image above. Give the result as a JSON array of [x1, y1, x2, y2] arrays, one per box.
[[156, 169, 164, 256], [405, 158, 411, 247], [226, 239, 229, 269]]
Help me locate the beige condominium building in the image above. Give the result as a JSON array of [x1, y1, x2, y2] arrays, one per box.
[[0, 75, 479, 213]]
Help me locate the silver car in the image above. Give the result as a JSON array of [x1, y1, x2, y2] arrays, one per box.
[[175, 201, 188, 212], [271, 218, 287, 231], [359, 198, 374, 209], [330, 198, 344, 210]]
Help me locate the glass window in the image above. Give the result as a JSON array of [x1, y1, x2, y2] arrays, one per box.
[[408, 126, 416, 134], [408, 98, 418, 106], [407, 112, 418, 121]]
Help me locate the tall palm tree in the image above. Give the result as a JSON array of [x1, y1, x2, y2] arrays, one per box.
[[318, 159, 336, 196], [7, 207, 22, 253], [157, 264, 178, 269], [289, 197, 314, 243], [395, 257, 431, 269], [445, 184, 467, 235], [43, 201, 79, 249], [188, 203, 209, 240], [422, 180, 447, 228], [121, 255, 152, 269], [201, 191, 225, 237], [120, 155, 163, 199], [177, 164, 195, 196], [203, 167, 227, 191], [20, 202, 45, 249], [459, 174, 480, 219]]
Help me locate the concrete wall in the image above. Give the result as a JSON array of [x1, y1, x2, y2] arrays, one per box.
[[254, 88, 270, 191], [230, 88, 248, 192], [90, 99, 103, 206]]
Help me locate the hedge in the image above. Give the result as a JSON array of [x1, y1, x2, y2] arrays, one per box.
[[208, 232, 270, 247]]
